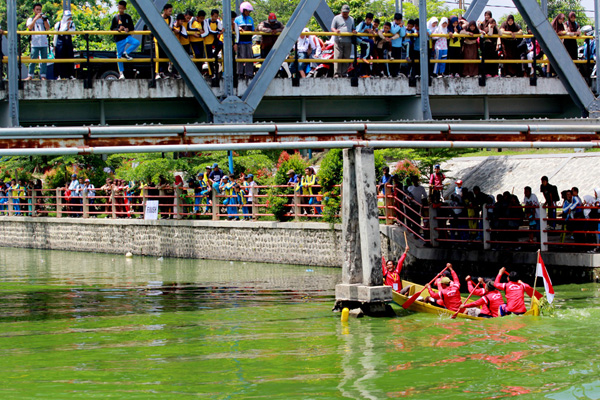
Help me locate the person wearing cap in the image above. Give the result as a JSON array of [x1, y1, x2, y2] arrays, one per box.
[[83, 178, 96, 213], [219, 176, 237, 219], [454, 179, 463, 197], [258, 13, 284, 58], [429, 164, 445, 198], [331, 4, 356, 78], [53, 10, 76, 80], [425, 263, 462, 311], [235, 2, 255, 79], [209, 163, 224, 192], [66, 174, 79, 215]]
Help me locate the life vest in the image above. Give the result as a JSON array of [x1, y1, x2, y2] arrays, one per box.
[[301, 174, 317, 195]]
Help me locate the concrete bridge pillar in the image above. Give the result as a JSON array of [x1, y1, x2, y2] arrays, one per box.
[[334, 147, 392, 316]]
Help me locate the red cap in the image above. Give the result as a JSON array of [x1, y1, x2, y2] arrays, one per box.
[[268, 13, 277, 21]]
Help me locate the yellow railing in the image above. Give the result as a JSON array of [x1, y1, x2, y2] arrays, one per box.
[[6, 30, 594, 40]]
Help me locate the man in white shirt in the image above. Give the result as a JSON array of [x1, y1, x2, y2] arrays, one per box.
[[25, 3, 50, 80], [243, 174, 258, 220]]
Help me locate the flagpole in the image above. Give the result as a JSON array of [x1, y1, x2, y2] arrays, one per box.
[[531, 249, 540, 309]]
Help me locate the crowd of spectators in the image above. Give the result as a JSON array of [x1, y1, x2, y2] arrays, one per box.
[[13, 1, 596, 81], [380, 167, 600, 252], [0, 161, 325, 220]]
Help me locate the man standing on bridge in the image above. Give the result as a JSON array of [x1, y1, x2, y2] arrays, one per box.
[[331, 4, 356, 78], [25, 3, 50, 80], [110, 1, 139, 80]]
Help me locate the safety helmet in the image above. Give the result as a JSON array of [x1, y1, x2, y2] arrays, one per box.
[[240, 1, 254, 13]]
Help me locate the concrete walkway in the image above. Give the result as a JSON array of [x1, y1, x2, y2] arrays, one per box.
[[441, 152, 600, 200]]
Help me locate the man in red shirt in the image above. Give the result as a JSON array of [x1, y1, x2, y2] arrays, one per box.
[[426, 264, 462, 311], [462, 277, 506, 318], [494, 267, 533, 315], [428, 164, 445, 198], [382, 246, 409, 291]]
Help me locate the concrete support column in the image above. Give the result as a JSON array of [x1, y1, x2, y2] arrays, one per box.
[[355, 147, 383, 287], [483, 206, 491, 250], [335, 147, 392, 316], [429, 205, 439, 247], [540, 204, 548, 252]]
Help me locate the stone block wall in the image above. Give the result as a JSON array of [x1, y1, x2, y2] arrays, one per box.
[[0, 217, 344, 267]]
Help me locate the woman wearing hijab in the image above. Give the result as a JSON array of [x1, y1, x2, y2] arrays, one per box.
[[460, 20, 480, 77], [564, 12, 581, 60], [54, 10, 76, 80], [427, 17, 438, 76], [482, 18, 499, 77], [500, 15, 522, 76], [447, 16, 462, 77], [433, 17, 449, 76]]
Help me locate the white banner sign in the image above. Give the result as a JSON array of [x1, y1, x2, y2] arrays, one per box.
[[144, 200, 159, 220]]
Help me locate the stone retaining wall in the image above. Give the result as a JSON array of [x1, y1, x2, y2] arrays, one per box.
[[0, 217, 344, 267]]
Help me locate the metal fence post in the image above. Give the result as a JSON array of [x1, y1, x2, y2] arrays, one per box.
[[111, 191, 117, 218], [7, 194, 14, 216], [540, 204, 548, 252], [212, 189, 218, 220], [56, 189, 62, 218], [82, 190, 89, 218], [483, 206, 491, 250], [84, 34, 92, 89], [429, 205, 439, 247]]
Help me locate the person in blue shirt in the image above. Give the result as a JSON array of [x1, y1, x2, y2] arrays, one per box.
[[209, 163, 224, 193], [389, 13, 406, 77], [235, 2, 255, 79], [356, 13, 375, 75]]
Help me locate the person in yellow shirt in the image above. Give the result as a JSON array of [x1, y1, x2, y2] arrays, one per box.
[[173, 14, 189, 49], [300, 167, 321, 215], [204, 9, 223, 76], [155, 3, 174, 79], [189, 10, 206, 69]]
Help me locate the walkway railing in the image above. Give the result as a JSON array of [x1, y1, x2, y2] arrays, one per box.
[[378, 184, 600, 252], [2, 30, 595, 77], [0, 184, 333, 221]]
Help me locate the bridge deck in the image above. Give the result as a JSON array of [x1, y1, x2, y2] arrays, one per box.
[[0, 77, 581, 125]]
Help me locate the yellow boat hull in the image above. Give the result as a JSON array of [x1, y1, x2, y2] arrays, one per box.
[[391, 280, 540, 320]]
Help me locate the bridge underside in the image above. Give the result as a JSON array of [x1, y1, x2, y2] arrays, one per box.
[[0, 78, 581, 126]]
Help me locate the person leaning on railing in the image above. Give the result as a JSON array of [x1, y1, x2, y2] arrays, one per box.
[[53, 10, 76, 80], [110, 1, 140, 80], [25, 2, 50, 81], [499, 15, 522, 77], [330, 4, 355, 78]]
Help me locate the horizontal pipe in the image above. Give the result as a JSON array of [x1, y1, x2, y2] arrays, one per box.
[[0, 140, 597, 156]]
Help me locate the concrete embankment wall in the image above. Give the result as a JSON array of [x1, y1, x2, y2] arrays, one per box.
[[0, 217, 343, 267], [0, 217, 597, 282]]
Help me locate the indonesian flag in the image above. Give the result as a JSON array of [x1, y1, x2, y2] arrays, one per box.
[[536, 253, 555, 304]]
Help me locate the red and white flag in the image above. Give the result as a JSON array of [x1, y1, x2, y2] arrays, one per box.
[[536, 253, 554, 304]]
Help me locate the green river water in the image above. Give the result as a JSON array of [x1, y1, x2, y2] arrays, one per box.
[[0, 247, 599, 399]]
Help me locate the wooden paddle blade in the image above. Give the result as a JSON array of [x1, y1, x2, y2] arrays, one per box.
[[402, 288, 424, 309]]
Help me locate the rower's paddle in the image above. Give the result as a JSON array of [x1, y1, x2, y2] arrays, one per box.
[[402, 266, 449, 309], [451, 281, 481, 319]]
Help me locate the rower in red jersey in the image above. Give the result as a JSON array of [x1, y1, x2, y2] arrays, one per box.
[[461, 277, 506, 318], [425, 263, 462, 312], [382, 246, 409, 291], [494, 267, 533, 315]]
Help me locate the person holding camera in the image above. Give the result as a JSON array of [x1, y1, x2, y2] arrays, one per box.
[[25, 3, 50, 80]]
